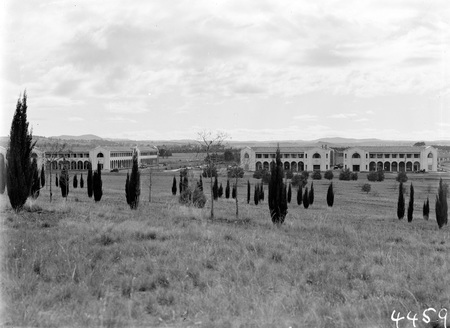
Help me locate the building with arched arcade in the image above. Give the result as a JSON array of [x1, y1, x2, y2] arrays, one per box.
[[240, 146, 333, 172], [342, 146, 437, 172]]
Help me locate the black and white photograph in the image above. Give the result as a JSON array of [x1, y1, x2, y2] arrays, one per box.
[[1, 1, 449, 327]]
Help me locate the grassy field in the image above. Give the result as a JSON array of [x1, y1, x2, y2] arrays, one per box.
[[1, 170, 450, 327]]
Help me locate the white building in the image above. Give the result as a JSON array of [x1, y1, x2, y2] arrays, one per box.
[[342, 146, 437, 172], [240, 146, 333, 172]]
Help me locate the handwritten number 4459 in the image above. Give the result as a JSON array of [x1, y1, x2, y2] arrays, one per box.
[[391, 308, 448, 328]]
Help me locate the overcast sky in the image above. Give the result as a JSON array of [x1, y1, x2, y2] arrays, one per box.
[[1, 0, 449, 141]]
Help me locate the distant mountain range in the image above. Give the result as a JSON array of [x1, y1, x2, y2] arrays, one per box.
[[2, 134, 450, 149]]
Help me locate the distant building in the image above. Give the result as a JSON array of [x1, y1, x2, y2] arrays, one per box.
[[240, 146, 333, 172], [342, 146, 437, 172]]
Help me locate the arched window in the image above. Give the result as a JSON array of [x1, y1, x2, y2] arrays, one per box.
[[427, 153, 433, 158], [313, 153, 321, 159], [97, 153, 104, 158], [244, 153, 249, 159], [352, 153, 361, 158]]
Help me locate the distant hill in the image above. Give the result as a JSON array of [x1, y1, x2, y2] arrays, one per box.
[[49, 134, 103, 141]]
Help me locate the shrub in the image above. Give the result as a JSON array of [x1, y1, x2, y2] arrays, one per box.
[[253, 169, 271, 184], [202, 165, 217, 178], [339, 169, 352, 181], [285, 170, 294, 180], [311, 170, 322, 180], [192, 187, 206, 208], [396, 171, 408, 183], [350, 172, 358, 181], [179, 188, 192, 205], [361, 183, 371, 194], [367, 170, 384, 182], [324, 170, 334, 180], [291, 174, 307, 188]]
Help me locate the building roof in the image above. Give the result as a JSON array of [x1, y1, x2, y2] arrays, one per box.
[[347, 146, 431, 153], [248, 146, 326, 153]]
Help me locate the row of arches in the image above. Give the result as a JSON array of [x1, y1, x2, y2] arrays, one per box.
[[369, 161, 420, 172], [256, 161, 306, 171], [48, 161, 91, 170], [110, 159, 133, 169]]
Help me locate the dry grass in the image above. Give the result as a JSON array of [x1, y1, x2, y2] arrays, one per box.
[[1, 171, 449, 327]]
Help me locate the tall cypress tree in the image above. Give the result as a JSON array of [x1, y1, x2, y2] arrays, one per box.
[[40, 165, 45, 188], [297, 186, 302, 206], [198, 175, 203, 191], [87, 163, 93, 198], [0, 154, 6, 194], [327, 182, 334, 207], [259, 183, 264, 202], [30, 157, 40, 199], [6, 92, 35, 211], [232, 184, 236, 199], [125, 172, 131, 205], [397, 182, 405, 220], [287, 183, 292, 204], [407, 183, 414, 222], [303, 187, 309, 209], [127, 152, 140, 209], [56, 173, 59, 187], [80, 173, 84, 188], [60, 166, 69, 198], [172, 176, 177, 195], [213, 176, 219, 200], [225, 179, 230, 199], [218, 183, 223, 198], [254, 183, 259, 205], [93, 162, 102, 202], [423, 197, 429, 220], [73, 174, 78, 189], [309, 181, 314, 205], [435, 178, 448, 229], [247, 180, 251, 204], [268, 147, 288, 225]]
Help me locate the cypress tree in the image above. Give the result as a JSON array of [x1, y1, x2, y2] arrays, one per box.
[[56, 174, 59, 187], [172, 176, 177, 195], [287, 183, 292, 204], [225, 180, 230, 199], [6, 92, 35, 211], [80, 173, 84, 188], [60, 166, 69, 198], [397, 182, 405, 220], [93, 162, 102, 202], [40, 165, 45, 188], [213, 176, 219, 200], [125, 172, 130, 205], [303, 187, 309, 209], [435, 178, 448, 229], [179, 172, 183, 193], [407, 183, 414, 222], [218, 183, 223, 198], [423, 197, 429, 220], [30, 157, 40, 199], [87, 164, 93, 198], [268, 147, 288, 225], [183, 176, 189, 192], [0, 154, 5, 194], [254, 183, 259, 205], [259, 183, 264, 202], [198, 175, 203, 191], [247, 180, 251, 204], [127, 152, 140, 209], [73, 174, 78, 189], [309, 181, 314, 205], [297, 186, 302, 206], [327, 182, 334, 207], [232, 184, 236, 199]]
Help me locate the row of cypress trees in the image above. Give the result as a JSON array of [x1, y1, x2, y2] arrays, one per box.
[[397, 179, 448, 228]]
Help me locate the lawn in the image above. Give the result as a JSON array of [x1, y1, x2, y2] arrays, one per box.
[[1, 170, 449, 327]]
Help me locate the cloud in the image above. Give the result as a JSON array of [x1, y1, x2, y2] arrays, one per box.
[[293, 114, 318, 121], [330, 113, 357, 119]]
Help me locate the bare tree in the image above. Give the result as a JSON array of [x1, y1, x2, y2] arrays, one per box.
[[197, 131, 228, 219]]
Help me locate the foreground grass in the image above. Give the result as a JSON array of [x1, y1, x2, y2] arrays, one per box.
[[1, 172, 450, 327]]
